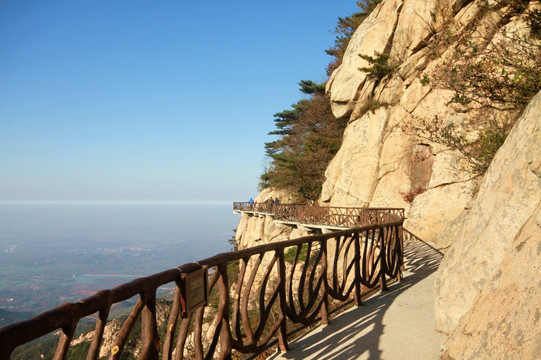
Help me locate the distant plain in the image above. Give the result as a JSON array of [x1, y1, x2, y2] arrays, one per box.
[[0, 201, 238, 325]]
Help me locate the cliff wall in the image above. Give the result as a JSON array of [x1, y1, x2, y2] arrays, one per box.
[[236, 188, 308, 250], [323, 0, 539, 247], [435, 91, 541, 358]]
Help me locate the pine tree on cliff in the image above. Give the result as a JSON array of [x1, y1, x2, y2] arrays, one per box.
[[326, 0, 382, 75], [260, 81, 347, 201], [260, 1, 382, 201]]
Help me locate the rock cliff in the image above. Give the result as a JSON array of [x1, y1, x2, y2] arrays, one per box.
[[442, 205, 541, 359], [435, 90, 541, 357], [322, 0, 539, 247], [241, 1, 539, 249], [235, 188, 308, 250]]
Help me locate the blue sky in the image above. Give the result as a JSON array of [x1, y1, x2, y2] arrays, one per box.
[[0, 0, 358, 202]]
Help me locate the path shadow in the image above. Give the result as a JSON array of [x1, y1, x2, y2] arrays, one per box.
[[268, 238, 443, 360]]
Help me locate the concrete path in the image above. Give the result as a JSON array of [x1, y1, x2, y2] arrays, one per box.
[[268, 239, 446, 360]]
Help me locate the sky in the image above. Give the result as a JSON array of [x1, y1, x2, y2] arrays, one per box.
[[0, 0, 359, 202]]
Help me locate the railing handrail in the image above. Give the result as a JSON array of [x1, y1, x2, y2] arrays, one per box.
[[0, 205, 405, 360], [233, 201, 405, 212], [233, 202, 405, 227]]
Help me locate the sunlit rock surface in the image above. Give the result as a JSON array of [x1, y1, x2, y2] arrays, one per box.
[[434, 91, 541, 338], [322, 0, 538, 246]]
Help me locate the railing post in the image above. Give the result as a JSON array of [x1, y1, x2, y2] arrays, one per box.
[[173, 312, 191, 360], [353, 231, 363, 306], [277, 249, 290, 352], [320, 238, 329, 324], [110, 298, 144, 360], [217, 262, 232, 360], [399, 225, 405, 274], [193, 306, 205, 360], [54, 318, 77, 360], [140, 289, 159, 360], [162, 284, 181, 360], [86, 305, 110, 360], [380, 228, 389, 292]]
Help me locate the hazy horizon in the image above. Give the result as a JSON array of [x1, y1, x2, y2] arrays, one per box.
[[0, 201, 239, 317], [0, 199, 236, 204]]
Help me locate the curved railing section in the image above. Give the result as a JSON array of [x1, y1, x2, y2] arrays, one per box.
[[0, 205, 404, 360], [234, 202, 404, 227]]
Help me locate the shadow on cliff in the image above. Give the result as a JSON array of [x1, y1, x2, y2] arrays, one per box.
[[267, 237, 443, 360]]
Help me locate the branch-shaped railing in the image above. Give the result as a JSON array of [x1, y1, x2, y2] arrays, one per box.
[[233, 202, 405, 227], [0, 206, 404, 360]]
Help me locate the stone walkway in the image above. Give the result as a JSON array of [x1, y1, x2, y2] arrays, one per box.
[[268, 239, 446, 360]]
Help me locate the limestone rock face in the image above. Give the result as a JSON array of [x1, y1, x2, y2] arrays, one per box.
[[404, 181, 475, 245], [326, 0, 403, 119], [320, 106, 389, 207], [254, 188, 300, 204], [321, 0, 540, 245], [434, 91, 541, 335], [441, 203, 541, 359], [235, 214, 293, 249], [326, 0, 452, 119], [236, 188, 308, 250]]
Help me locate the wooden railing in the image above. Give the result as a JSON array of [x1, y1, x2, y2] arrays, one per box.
[[233, 202, 405, 228], [0, 205, 404, 360]]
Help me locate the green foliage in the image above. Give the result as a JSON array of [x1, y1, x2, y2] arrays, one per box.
[[261, 1, 383, 200], [298, 79, 326, 94], [11, 336, 58, 360], [0, 309, 35, 327], [420, 75, 430, 86], [326, 0, 382, 75], [421, 0, 541, 176], [358, 52, 397, 81], [472, 126, 509, 173], [11, 322, 95, 360], [421, 118, 511, 175], [261, 81, 347, 200], [440, 47, 541, 108], [434, 0, 541, 110], [357, 98, 387, 117], [67, 342, 91, 359], [284, 244, 308, 263], [430, 10, 437, 23], [448, 93, 471, 105]]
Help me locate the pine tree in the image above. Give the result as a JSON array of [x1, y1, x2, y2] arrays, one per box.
[[260, 82, 347, 200], [260, 1, 382, 200], [326, 0, 382, 75]]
